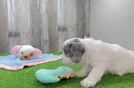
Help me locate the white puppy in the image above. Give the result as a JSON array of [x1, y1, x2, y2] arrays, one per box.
[[62, 38, 134, 88]]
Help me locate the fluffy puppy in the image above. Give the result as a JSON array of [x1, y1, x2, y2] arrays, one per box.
[[62, 38, 134, 88], [11, 45, 42, 60]]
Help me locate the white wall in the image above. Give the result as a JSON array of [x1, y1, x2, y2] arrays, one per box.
[[90, 0, 134, 50]]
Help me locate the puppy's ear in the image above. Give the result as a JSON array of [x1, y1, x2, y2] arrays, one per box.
[[70, 42, 85, 63], [71, 43, 85, 57], [11, 45, 23, 56], [34, 48, 43, 58], [63, 39, 81, 56]]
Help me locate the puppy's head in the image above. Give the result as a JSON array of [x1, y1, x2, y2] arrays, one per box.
[[62, 38, 85, 64]]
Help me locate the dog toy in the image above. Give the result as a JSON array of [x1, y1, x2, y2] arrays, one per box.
[[35, 66, 77, 83], [11, 45, 43, 60]]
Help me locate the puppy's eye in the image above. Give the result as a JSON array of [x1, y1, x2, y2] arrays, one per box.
[[69, 44, 73, 48]]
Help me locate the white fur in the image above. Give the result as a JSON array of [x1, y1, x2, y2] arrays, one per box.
[[62, 38, 134, 88]]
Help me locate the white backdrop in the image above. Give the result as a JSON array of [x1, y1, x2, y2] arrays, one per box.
[[90, 0, 134, 50]]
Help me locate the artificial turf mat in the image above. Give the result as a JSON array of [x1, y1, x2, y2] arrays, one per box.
[[1, 53, 134, 88]]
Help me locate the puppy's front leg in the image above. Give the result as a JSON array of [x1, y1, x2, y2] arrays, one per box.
[[81, 65, 106, 88], [76, 65, 91, 78]]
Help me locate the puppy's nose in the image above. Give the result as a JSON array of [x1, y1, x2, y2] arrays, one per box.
[[59, 55, 64, 62]]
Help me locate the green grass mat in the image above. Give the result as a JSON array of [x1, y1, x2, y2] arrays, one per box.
[[0, 52, 134, 88]]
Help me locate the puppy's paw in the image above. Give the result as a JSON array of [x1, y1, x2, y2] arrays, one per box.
[[81, 78, 95, 88]]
